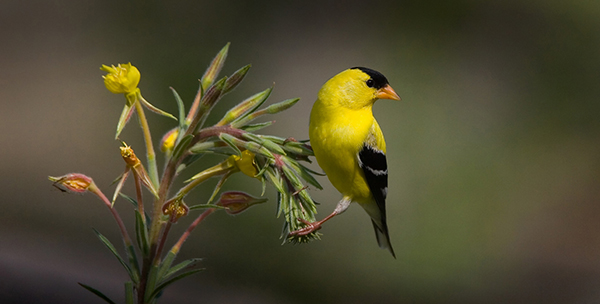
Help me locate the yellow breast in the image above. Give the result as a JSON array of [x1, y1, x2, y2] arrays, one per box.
[[309, 99, 374, 201]]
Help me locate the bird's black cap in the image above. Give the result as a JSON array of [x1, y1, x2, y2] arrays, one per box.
[[351, 67, 389, 89]]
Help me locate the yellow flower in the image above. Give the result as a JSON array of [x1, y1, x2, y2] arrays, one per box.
[[160, 128, 179, 152], [231, 150, 258, 177], [100, 63, 141, 94]]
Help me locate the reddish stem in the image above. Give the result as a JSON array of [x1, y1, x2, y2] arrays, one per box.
[[171, 208, 216, 254]]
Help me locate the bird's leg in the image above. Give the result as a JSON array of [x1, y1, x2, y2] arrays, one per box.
[[289, 197, 352, 236]]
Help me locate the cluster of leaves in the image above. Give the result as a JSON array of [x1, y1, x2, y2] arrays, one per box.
[[165, 43, 323, 241]]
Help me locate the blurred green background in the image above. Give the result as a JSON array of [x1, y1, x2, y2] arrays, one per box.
[[2, 0, 600, 303]]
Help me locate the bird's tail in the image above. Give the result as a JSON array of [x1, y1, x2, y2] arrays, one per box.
[[372, 220, 396, 258]]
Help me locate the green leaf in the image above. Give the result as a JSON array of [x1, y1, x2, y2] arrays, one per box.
[[233, 97, 299, 127], [164, 258, 203, 280], [222, 87, 272, 126], [177, 153, 205, 174], [264, 98, 299, 114], [245, 141, 275, 159], [192, 77, 227, 132], [282, 157, 322, 190], [282, 141, 314, 156], [119, 193, 151, 223], [78, 283, 116, 304], [156, 251, 177, 284], [170, 87, 186, 131], [240, 121, 273, 132], [126, 244, 140, 285], [115, 103, 135, 139], [111, 170, 130, 206], [138, 92, 177, 121], [206, 170, 233, 204], [172, 134, 194, 160], [93, 229, 137, 283], [125, 281, 134, 304], [134, 211, 149, 256], [201, 43, 229, 91], [264, 167, 285, 194], [147, 269, 203, 301], [144, 263, 160, 303], [218, 133, 242, 156], [260, 138, 288, 156]]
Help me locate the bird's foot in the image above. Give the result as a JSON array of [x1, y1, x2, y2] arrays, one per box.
[[289, 218, 323, 236]]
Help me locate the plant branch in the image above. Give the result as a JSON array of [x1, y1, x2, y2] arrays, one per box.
[[134, 96, 159, 188], [91, 187, 134, 249], [171, 208, 216, 255]]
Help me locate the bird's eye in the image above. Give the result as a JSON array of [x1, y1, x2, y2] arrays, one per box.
[[366, 79, 375, 88]]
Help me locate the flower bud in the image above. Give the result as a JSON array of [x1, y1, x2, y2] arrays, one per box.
[[201, 43, 229, 91], [216, 191, 267, 215], [100, 63, 141, 94], [49, 173, 95, 193], [160, 128, 179, 152], [217, 87, 271, 126]]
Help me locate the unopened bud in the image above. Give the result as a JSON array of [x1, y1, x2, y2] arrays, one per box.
[[217, 87, 271, 126], [201, 43, 229, 91], [217, 191, 267, 215], [49, 173, 95, 193]]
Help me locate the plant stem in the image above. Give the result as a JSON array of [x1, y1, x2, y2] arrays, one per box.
[[184, 83, 203, 126], [134, 99, 159, 189], [133, 173, 145, 226], [91, 187, 134, 248], [175, 160, 234, 199], [171, 208, 216, 255], [155, 221, 172, 263]]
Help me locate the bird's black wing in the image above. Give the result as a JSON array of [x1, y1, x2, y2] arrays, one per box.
[[358, 143, 388, 221]]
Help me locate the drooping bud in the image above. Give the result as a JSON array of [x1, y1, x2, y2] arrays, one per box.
[[100, 63, 141, 94], [216, 191, 267, 215], [49, 173, 96, 194]]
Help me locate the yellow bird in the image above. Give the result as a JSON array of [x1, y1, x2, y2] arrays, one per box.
[[290, 67, 401, 258]]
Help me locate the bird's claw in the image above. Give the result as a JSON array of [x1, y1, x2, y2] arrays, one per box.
[[289, 219, 322, 236]]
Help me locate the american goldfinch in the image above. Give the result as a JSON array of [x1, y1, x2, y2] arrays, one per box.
[[291, 67, 401, 258]]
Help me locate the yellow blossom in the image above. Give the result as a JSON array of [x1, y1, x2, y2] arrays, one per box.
[[100, 63, 141, 94], [160, 128, 179, 152], [230, 150, 258, 177]]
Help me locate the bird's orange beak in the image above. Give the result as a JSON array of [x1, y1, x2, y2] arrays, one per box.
[[376, 84, 401, 101]]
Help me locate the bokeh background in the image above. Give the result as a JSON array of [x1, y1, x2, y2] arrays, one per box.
[[2, 0, 600, 303]]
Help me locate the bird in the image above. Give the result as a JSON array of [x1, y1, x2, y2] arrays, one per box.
[[289, 67, 401, 258]]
